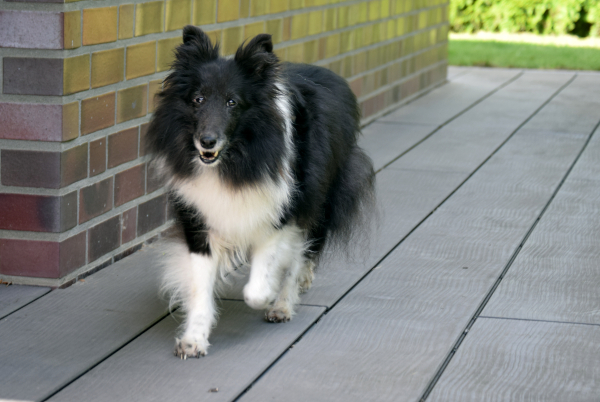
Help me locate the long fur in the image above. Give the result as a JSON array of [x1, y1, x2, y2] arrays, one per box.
[[147, 25, 375, 358]]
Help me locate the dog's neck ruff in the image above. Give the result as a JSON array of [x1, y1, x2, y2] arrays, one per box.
[[173, 86, 295, 248]]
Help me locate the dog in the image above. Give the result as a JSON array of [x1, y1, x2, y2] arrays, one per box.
[[146, 25, 375, 358]]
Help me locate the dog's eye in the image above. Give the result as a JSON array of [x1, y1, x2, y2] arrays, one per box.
[[193, 96, 205, 104], [226, 99, 237, 107]]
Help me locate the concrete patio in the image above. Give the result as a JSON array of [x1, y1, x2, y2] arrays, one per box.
[[1, 66, 599, 402]]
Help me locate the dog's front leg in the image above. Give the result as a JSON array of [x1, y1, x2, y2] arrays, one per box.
[[243, 231, 286, 310], [175, 252, 218, 359], [244, 226, 305, 319]]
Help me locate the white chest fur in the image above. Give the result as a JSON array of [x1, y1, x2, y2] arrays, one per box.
[[174, 170, 292, 245]]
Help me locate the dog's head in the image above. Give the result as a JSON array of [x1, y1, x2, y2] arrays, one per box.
[[147, 25, 288, 184]]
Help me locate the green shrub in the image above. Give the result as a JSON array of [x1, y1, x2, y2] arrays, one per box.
[[585, 0, 600, 36], [450, 0, 600, 37]]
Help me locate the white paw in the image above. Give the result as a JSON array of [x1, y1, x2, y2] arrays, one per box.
[[243, 282, 276, 310], [174, 336, 209, 359], [265, 307, 292, 323]]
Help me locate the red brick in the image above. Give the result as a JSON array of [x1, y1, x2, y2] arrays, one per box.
[[0, 232, 85, 278], [79, 177, 113, 223], [114, 164, 145, 206], [108, 127, 138, 168], [1, 150, 61, 188], [137, 194, 167, 236], [1, 145, 87, 189], [89, 138, 107, 177], [59, 231, 87, 276], [0, 11, 63, 49], [349, 78, 362, 98], [361, 96, 377, 118], [0, 103, 66, 142], [374, 93, 385, 114], [392, 84, 401, 103], [121, 207, 137, 244], [3, 57, 63, 95], [146, 162, 164, 194], [88, 216, 120, 262], [0, 239, 58, 277], [402, 75, 420, 98], [61, 144, 88, 186], [0, 192, 76, 232], [166, 202, 176, 221], [60, 192, 78, 231], [81, 92, 116, 135], [139, 122, 150, 156]]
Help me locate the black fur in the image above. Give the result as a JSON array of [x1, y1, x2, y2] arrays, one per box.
[[147, 25, 375, 260]]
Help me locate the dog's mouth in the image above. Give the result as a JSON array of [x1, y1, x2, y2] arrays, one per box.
[[199, 150, 220, 164]]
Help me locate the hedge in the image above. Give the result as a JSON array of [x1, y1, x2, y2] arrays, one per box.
[[450, 0, 600, 37]]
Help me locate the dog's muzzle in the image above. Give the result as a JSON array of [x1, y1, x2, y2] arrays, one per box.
[[194, 138, 223, 165]]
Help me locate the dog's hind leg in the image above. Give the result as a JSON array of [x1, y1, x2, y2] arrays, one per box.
[[265, 255, 304, 323], [297, 258, 315, 294], [265, 230, 309, 323], [165, 247, 218, 359]]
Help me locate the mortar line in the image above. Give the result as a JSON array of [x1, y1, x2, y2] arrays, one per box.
[[419, 77, 600, 402]]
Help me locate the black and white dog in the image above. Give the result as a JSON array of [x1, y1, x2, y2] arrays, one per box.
[[147, 25, 375, 358]]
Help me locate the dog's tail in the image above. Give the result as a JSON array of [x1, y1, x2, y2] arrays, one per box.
[[324, 144, 376, 257]]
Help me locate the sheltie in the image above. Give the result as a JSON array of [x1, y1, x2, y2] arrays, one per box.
[[146, 25, 375, 358]]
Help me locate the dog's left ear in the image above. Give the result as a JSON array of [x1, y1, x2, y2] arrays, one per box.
[[234, 34, 279, 77]]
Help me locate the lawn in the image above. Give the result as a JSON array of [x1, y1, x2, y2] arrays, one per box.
[[449, 39, 600, 70]]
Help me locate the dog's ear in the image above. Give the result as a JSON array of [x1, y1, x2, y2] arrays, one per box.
[[183, 25, 210, 45], [180, 25, 219, 61], [234, 34, 279, 77]]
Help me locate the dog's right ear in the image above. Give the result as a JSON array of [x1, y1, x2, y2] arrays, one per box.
[[183, 25, 209, 45], [180, 25, 219, 60]]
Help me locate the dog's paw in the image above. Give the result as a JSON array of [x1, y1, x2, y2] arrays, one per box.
[[298, 264, 314, 294], [174, 336, 208, 359], [265, 308, 292, 323], [244, 283, 276, 310], [298, 270, 315, 293]]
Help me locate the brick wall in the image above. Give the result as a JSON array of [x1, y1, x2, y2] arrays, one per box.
[[0, 0, 449, 287]]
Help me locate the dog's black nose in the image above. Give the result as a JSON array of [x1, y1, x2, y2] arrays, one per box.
[[200, 136, 217, 149]]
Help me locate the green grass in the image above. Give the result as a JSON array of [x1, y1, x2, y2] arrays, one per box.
[[449, 40, 600, 70]]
